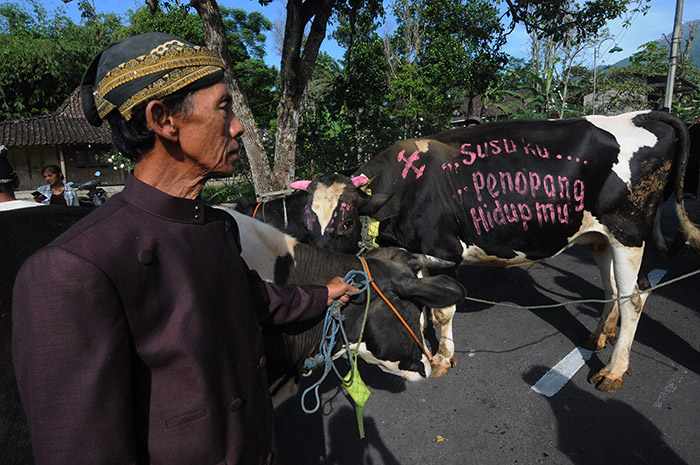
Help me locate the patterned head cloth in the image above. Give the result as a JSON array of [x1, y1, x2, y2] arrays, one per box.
[[80, 32, 226, 126], [0, 145, 17, 183]]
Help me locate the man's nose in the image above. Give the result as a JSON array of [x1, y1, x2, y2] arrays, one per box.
[[230, 116, 243, 138]]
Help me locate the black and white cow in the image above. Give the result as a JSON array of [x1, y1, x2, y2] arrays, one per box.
[[234, 173, 389, 254], [350, 110, 700, 391], [220, 209, 466, 405]]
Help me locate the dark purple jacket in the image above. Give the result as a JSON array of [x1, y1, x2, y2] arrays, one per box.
[[12, 175, 328, 465]]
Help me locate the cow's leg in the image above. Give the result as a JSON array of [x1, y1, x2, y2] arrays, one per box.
[[581, 242, 620, 350], [590, 244, 648, 392], [652, 205, 668, 254], [430, 304, 456, 378]]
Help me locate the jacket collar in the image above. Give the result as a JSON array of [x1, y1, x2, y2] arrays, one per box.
[[121, 174, 207, 224]]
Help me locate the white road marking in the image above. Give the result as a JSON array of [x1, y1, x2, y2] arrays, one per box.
[[648, 268, 667, 287], [530, 268, 668, 398], [653, 368, 687, 409], [531, 347, 594, 397]]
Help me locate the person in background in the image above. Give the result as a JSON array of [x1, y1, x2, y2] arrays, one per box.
[[33, 164, 79, 206], [0, 145, 44, 211], [12, 32, 356, 465]]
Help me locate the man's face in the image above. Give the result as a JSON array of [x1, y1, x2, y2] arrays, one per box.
[[174, 82, 243, 178]]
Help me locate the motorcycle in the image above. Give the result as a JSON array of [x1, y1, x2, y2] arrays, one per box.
[[76, 179, 109, 207]]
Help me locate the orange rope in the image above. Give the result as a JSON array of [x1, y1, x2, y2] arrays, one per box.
[[358, 257, 433, 362], [252, 202, 262, 219]]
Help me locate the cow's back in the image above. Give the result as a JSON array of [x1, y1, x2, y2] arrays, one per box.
[[356, 111, 685, 264]]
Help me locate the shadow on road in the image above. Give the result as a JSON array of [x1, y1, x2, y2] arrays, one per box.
[[523, 366, 690, 465], [276, 387, 400, 464], [456, 235, 700, 379]]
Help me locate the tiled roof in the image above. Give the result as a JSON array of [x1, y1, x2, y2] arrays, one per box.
[[0, 89, 112, 147]]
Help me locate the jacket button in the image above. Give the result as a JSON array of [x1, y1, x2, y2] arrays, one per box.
[[225, 220, 232, 230], [259, 355, 267, 368], [230, 398, 245, 411], [137, 249, 154, 265]]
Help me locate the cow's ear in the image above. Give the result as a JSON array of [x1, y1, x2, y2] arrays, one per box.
[[406, 253, 455, 273], [351, 175, 369, 187], [290, 180, 312, 191], [395, 275, 465, 308], [359, 193, 392, 215]]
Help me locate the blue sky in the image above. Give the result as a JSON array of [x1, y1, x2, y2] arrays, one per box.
[[31, 0, 700, 69]]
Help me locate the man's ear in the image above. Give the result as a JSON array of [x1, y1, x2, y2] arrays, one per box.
[[145, 100, 178, 142]]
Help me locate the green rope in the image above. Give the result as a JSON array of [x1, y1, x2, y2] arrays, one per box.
[[464, 268, 700, 310]]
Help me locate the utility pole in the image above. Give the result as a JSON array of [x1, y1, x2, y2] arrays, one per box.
[[663, 0, 684, 109]]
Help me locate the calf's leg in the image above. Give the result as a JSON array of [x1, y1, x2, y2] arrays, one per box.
[[430, 305, 457, 378]]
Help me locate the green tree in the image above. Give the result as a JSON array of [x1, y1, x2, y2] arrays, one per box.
[[502, 0, 650, 43], [384, 0, 506, 138], [0, 1, 121, 118], [300, 3, 398, 172], [62, 0, 659, 197], [125, 4, 279, 130], [600, 39, 700, 121]]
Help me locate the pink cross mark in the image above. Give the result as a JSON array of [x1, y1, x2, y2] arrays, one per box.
[[397, 150, 425, 179]]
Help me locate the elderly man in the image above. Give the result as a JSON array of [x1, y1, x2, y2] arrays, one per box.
[[13, 32, 355, 465]]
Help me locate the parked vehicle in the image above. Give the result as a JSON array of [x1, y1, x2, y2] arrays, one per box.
[[76, 176, 109, 207]]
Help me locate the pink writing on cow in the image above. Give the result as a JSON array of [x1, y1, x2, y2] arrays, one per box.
[[470, 200, 572, 236], [470, 201, 535, 235], [304, 204, 317, 231], [459, 139, 517, 166], [521, 139, 550, 159], [397, 150, 425, 179], [472, 169, 584, 211]]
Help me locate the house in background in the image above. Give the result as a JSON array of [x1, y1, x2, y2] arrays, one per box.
[[0, 89, 126, 191]]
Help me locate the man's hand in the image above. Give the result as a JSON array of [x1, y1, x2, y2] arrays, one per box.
[[325, 276, 358, 306]]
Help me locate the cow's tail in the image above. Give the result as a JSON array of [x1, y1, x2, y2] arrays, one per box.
[[655, 111, 700, 253]]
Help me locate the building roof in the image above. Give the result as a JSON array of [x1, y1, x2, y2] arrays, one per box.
[[0, 89, 112, 148]]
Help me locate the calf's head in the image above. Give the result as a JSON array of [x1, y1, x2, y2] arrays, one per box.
[[341, 248, 465, 380]]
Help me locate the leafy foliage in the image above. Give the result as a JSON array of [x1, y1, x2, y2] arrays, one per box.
[[385, 0, 506, 137], [596, 40, 700, 119], [502, 0, 650, 43], [201, 177, 255, 205], [0, 1, 122, 118]]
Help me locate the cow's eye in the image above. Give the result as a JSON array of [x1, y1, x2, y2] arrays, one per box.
[[340, 219, 354, 232]]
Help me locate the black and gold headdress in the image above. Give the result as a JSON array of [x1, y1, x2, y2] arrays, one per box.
[[81, 32, 225, 126]]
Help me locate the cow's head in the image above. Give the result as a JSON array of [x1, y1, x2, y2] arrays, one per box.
[[290, 173, 390, 253], [341, 247, 465, 380]]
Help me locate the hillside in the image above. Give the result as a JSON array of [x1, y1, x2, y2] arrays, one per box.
[[613, 19, 700, 68]]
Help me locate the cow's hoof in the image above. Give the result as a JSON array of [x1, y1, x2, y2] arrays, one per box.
[[590, 369, 624, 392], [430, 355, 453, 379], [430, 363, 451, 379]]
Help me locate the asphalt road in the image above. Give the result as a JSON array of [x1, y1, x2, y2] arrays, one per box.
[[274, 199, 700, 465]]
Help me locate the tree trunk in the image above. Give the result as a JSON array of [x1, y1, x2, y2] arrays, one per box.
[[272, 0, 334, 189], [193, 0, 333, 195], [190, 0, 274, 195]]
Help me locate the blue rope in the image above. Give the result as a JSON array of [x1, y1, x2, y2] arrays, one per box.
[[300, 270, 370, 414]]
